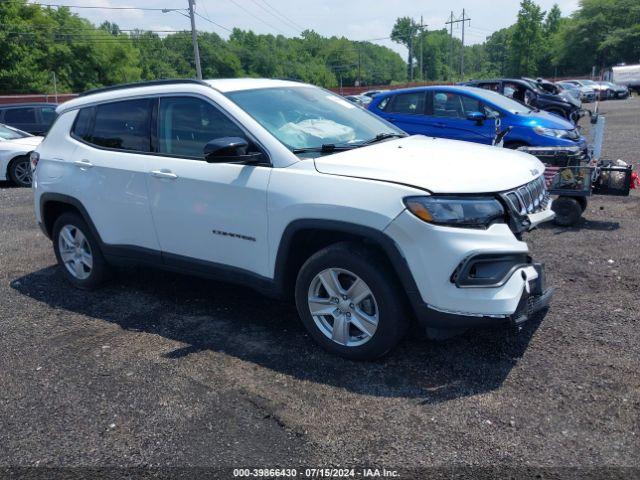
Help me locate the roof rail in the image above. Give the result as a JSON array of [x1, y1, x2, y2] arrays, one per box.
[[79, 78, 210, 97]]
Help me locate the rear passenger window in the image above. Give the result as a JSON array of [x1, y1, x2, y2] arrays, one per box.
[[84, 99, 152, 152], [386, 93, 425, 114], [5, 108, 36, 123], [72, 107, 94, 140], [158, 97, 245, 159]]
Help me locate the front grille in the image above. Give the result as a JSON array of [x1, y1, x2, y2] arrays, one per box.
[[502, 176, 550, 216]]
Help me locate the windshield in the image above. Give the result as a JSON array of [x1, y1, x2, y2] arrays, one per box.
[[469, 88, 532, 114], [582, 80, 596, 86], [0, 123, 30, 141], [226, 86, 402, 152]]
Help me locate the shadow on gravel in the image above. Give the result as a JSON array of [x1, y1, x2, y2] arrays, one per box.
[[11, 265, 545, 403], [538, 218, 620, 233]]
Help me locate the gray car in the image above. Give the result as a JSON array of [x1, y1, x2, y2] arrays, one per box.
[[598, 81, 629, 99], [557, 82, 596, 103]]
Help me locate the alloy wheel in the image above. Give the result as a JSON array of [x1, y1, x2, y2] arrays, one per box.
[[13, 158, 32, 186], [58, 225, 93, 280], [307, 268, 379, 347]]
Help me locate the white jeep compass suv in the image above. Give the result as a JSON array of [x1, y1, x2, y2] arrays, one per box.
[[32, 78, 554, 359]]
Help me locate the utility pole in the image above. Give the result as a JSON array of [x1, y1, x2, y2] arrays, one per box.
[[417, 16, 427, 82], [445, 9, 471, 81], [446, 11, 454, 81], [188, 0, 203, 80], [460, 9, 469, 80], [357, 45, 361, 87], [408, 33, 413, 82], [408, 18, 428, 83], [52, 72, 58, 103]]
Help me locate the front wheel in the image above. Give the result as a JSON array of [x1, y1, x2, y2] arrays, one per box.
[[8, 155, 32, 187], [295, 242, 408, 360], [552, 196, 583, 226]]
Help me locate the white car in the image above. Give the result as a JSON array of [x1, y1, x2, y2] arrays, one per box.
[[358, 89, 389, 105], [0, 123, 42, 186], [32, 78, 554, 359]]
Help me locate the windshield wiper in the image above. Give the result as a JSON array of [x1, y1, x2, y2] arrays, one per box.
[[358, 132, 407, 146], [292, 144, 359, 154], [291, 133, 407, 154]]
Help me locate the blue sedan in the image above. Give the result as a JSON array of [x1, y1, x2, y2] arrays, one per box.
[[367, 86, 587, 149]]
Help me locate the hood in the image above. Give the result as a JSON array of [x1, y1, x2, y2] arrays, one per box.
[[313, 135, 544, 194], [0, 136, 43, 149], [539, 91, 581, 108], [526, 109, 576, 130]]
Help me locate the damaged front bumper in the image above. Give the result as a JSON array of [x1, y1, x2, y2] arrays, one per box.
[[412, 262, 554, 331]]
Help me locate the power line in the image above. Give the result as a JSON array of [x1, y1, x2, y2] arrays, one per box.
[[22, 2, 186, 12], [0, 24, 184, 33], [225, 0, 288, 35], [195, 12, 233, 33], [259, 0, 305, 31], [249, 0, 303, 33]]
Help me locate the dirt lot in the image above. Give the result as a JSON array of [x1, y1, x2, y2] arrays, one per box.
[[1, 99, 639, 477]]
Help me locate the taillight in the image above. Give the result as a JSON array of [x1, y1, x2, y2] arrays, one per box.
[[30, 151, 39, 170]]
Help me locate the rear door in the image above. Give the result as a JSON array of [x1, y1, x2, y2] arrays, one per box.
[[374, 91, 430, 135], [69, 98, 160, 254], [425, 90, 496, 144]]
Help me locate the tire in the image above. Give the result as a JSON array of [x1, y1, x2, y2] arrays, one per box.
[[576, 196, 588, 213], [552, 196, 582, 227], [52, 212, 110, 290], [294, 242, 409, 360], [8, 155, 32, 187]]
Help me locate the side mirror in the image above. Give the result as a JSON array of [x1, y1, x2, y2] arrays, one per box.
[[466, 111, 486, 124], [203, 137, 262, 164]]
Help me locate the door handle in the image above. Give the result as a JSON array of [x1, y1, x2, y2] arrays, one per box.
[[73, 159, 93, 168], [434, 122, 446, 128], [150, 169, 178, 180]]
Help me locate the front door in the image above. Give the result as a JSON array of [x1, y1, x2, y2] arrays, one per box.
[[146, 96, 271, 278], [426, 91, 496, 144]]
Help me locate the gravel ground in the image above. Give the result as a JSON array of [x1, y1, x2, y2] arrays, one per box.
[[0, 98, 638, 477]]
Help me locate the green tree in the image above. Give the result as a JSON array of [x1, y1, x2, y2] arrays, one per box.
[[554, 0, 640, 74], [509, 0, 545, 76], [391, 17, 421, 80]]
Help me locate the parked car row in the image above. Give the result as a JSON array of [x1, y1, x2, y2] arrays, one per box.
[[367, 85, 586, 150], [562, 79, 629, 100]]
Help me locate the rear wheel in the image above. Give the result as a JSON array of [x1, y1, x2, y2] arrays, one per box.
[[53, 212, 110, 289], [552, 196, 582, 226], [8, 155, 32, 187], [295, 242, 408, 360]]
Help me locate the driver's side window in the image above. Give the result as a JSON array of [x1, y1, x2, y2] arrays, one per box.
[[158, 96, 246, 159]]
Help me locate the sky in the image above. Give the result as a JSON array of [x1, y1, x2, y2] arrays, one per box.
[[30, 0, 581, 57]]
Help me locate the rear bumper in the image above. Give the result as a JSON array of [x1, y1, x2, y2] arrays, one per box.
[[410, 262, 553, 330]]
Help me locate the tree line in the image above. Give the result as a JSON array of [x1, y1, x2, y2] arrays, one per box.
[[393, 0, 640, 82], [1, 0, 638, 94]]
